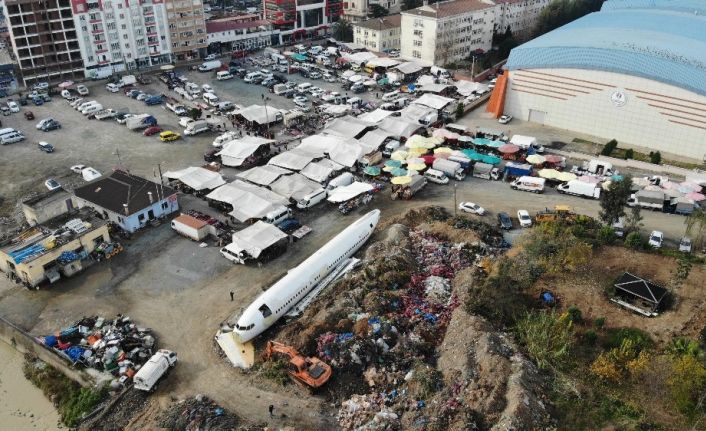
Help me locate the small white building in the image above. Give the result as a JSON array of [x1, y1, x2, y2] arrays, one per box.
[[71, 0, 172, 79], [400, 0, 495, 66], [73, 170, 179, 233], [353, 14, 402, 52]]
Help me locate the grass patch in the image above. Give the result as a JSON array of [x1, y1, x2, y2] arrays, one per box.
[[572, 137, 600, 146], [23, 356, 107, 427]]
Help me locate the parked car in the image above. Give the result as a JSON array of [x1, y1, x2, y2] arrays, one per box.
[[648, 230, 664, 248], [276, 218, 301, 234], [136, 93, 149, 101], [143, 126, 163, 136], [8, 101, 19, 112], [202, 84, 214, 93], [77, 84, 89, 96], [33, 82, 49, 91], [116, 113, 133, 124], [24, 111, 34, 120], [41, 120, 61, 131], [159, 131, 181, 142], [0, 106, 9, 116], [44, 178, 61, 191], [205, 53, 217, 61], [36, 118, 55, 129], [38, 141, 54, 153], [309, 71, 322, 79], [517, 210, 532, 227], [498, 114, 513, 124], [70, 164, 86, 174], [497, 212, 513, 230], [459, 202, 485, 215], [679, 237, 692, 253]]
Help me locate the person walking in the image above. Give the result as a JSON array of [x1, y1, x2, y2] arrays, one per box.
[[268, 404, 274, 418], [230, 291, 234, 301]]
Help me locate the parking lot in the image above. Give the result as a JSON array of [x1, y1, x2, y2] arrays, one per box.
[[0, 59, 699, 426]]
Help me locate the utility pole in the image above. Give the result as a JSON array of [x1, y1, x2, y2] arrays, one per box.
[[453, 183, 457, 216], [114, 147, 124, 171], [157, 163, 164, 186], [261, 94, 271, 138]]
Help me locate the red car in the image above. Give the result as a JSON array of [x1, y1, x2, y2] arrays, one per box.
[[143, 126, 163, 136]]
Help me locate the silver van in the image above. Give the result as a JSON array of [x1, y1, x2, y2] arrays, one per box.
[[424, 168, 449, 184], [1, 131, 25, 145], [296, 188, 327, 209], [0, 127, 17, 138], [264, 206, 292, 224]]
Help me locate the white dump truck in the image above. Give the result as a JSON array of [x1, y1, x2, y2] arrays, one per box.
[[133, 349, 177, 392], [511, 176, 546, 193], [432, 159, 465, 181], [557, 179, 601, 199]]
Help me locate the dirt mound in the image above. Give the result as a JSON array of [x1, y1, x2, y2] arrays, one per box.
[[79, 389, 149, 431]]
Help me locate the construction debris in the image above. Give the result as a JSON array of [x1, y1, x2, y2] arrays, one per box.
[[36, 315, 155, 387], [156, 395, 241, 431]]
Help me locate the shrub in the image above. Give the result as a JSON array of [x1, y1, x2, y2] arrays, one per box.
[[604, 327, 653, 351], [594, 317, 606, 329], [624, 148, 634, 159], [590, 338, 650, 383], [601, 139, 618, 156], [566, 306, 583, 323], [669, 355, 706, 417], [624, 231, 643, 249], [258, 358, 290, 386], [597, 225, 615, 245], [515, 310, 573, 370], [650, 151, 662, 165], [583, 330, 598, 346]]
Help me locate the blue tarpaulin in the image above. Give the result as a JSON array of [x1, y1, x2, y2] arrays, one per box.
[[65, 346, 85, 363], [43, 335, 58, 347]]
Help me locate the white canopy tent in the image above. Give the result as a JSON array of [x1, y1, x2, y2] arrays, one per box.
[[413, 93, 455, 110], [327, 181, 374, 203], [218, 136, 273, 167], [419, 83, 452, 94], [268, 150, 317, 171], [323, 115, 372, 139], [163, 167, 225, 191], [237, 165, 292, 186], [322, 104, 352, 117], [394, 61, 424, 75], [357, 108, 394, 124], [300, 161, 335, 184], [366, 57, 400, 68], [207, 180, 289, 222], [226, 221, 288, 261], [358, 129, 394, 149], [343, 51, 378, 64], [270, 174, 322, 201], [235, 104, 283, 125], [455, 80, 488, 97], [378, 116, 424, 139], [401, 104, 438, 124]]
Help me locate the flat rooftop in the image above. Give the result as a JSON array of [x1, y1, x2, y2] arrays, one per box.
[[0, 208, 107, 265]]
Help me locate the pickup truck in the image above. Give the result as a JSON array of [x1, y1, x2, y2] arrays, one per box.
[[165, 100, 188, 116]]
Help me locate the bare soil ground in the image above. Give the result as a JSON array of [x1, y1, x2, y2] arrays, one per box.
[[534, 246, 706, 347]]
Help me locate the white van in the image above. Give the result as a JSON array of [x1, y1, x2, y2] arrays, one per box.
[[326, 172, 354, 191], [296, 188, 327, 209], [424, 168, 450, 184], [1, 131, 25, 145], [0, 127, 17, 138], [382, 91, 400, 102], [382, 140, 401, 157], [346, 97, 362, 108], [216, 71, 233, 81], [105, 83, 120, 93], [296, 82, 312, 92], [82, 103, 103, 115], [264, 206, 292, 224], [273, 84, 288, 95], [76, 100, 97, 111], [203, 92, 219, 106], [244, 72, 263, 83]]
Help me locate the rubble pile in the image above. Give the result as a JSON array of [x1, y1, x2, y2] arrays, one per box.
[[337, 393, 400, 430], [156, 395, 241, 431], [37, 315, 155, 386]]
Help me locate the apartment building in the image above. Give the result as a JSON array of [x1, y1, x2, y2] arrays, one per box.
[[263, 0, 342, 44], [71, 0, 172, 79], [352, 14, 401, 52], [400, 0, 495, 66], [206, 16, 278, 53], [343, 0, 401, 22], [492, 0, 550, 41], [2, 0, 84, 86], [166, 0, 207, 61]]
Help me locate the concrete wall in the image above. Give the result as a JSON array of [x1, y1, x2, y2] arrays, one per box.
[[503, 68, 706, 161], [0, 316, 92, 387]]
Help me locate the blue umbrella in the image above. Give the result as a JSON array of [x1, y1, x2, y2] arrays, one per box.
[[385, 159, 402, 168], [364, 166, 381, 176], [391, 167, 408, 176]]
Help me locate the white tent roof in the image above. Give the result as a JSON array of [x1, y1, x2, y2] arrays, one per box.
[[401, 104, 437, 123], [228, 221, 288, 260], [235, 104, 282, 125], [510, 135, 537, 147], [367, 57, 400, 68], [327, 181, 374, 203], [323, 116, 371, 139], [270, 173, 322, 201], [413, 93, 455, 110], [300, 161, 335, 184], [357, 108, 394, 124], [358, 129, 393, 149], [394, 61, 425, 75], [237, 165, 292, 186], [315, 158, 344, 171], [455, 80, 488, 96], [163, 167, 225, 191], [344, 51, 377, 64], [416, 75, 436, 86], [207, 181, 289, 222], [322, 104, 351, 116], [419, 83, 451, 94], [378, 116, 423, 139], [218, 136, 273, 167], [297, 134, 344, 157], [268, 150, 316, 171]]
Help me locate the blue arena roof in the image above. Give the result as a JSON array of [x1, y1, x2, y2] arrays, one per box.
[[506, 0, 706, 96]]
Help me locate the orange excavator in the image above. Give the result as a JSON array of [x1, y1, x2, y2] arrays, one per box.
[[263, 341, 332, 389]]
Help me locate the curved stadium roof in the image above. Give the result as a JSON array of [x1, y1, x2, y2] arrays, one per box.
[[506, 0, 706, 96]]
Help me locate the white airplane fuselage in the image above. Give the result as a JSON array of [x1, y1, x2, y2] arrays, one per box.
[[233, 209, 380, 343]]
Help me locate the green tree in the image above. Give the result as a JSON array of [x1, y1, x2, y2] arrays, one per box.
[[601, 139, 618, 156], [333, 19, 354, 42], [402, 0, 422, 11], [624, 148, 634, 159], [534, 0, 605, 36], [455, 101, 465, 119], [624, 204, 643, 235], [624, 231, 643, 249], [649, 150, 661, 164], [685, 208, 706, 250], [368, 4, 388, 18], [188, 107, 202, 121], [599, 175, 632, 224]]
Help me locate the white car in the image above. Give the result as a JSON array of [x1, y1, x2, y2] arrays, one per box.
[[648, 230, 664, 248], [70, 164, 86, 174], [459, 202, 485, 215], [679, 237, 692, 253], [293, 98, 308, 108], [179, 117, 195, 128], [498, 114, 513, 124], [116, 113, 133, 124], [517, 210, 532, 227], [82, 167, 102, 181], [202, 84, 214, 93], [45, 178, 61, 191], [309, 71, 322, 79], [36, 118, 55, 129], [33, 82, 49, 90], [70, 98, 84, 108], [323, 73, 336, 83], [205, 54, 217, 61], [7, 101, 19, 112], [77, 84, 89, 96]]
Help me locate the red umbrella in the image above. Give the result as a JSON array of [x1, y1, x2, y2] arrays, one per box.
[[498, 143, 520, 154], [686, 192, 706, 201], [421, 155, 436, 165]]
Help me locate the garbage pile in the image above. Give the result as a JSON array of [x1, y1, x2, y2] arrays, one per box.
[[337, 393, 400, 430], [37, 315, 155, 384], [156, 394, 241, 431]]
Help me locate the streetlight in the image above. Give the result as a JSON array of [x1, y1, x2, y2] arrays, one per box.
[[261, 94, 271, 138]]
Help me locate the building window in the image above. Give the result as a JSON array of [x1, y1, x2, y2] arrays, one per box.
[[412, 50, 421, 58], [413, 40, 421, 46], [138, 213, 145, 221]]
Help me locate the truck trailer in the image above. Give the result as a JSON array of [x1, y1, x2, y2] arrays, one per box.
[[432, 159, 465, 181], [628, 190, 665, 211], [504, 162, 532, 178], [171, 214, 212, 240], [557, 179, 601, 199], [391, 175, 427, 200]]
